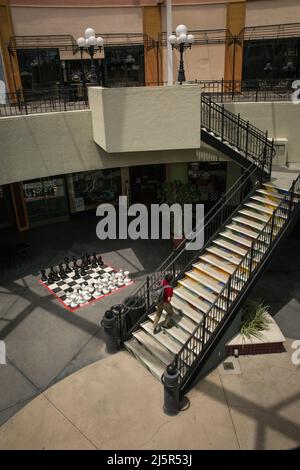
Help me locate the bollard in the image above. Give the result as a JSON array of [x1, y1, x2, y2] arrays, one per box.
[[162, 364, 180, 416], [101, 309, 120, 354], [111, 304, 126, 347]]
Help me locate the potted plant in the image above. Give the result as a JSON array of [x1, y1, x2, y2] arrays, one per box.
[[158, 180, 201, 248]]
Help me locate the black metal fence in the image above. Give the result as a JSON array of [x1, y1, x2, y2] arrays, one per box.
[[201, 93, 275, 175], [0, 88, 89, 117], [197, 78, 295, 102]]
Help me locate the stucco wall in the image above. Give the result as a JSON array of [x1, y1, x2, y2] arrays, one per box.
[[10, 6, 143, 37], [245, 0, 300, 27], [88, 85, 201, 153], [0, 109, 221, 186], [225, 101, 300, 169]]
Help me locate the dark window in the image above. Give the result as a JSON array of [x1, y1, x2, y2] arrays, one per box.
[[17, 48, 61, 92], [242, 38, 300, 81], [104, 45, 145, 87]]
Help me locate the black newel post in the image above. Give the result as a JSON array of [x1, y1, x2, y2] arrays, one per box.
[[101, 309, 121, 354], [162, 363, 180, 415]]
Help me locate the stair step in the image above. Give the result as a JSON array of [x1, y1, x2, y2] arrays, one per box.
[[185, 269, 224, 294], [133, 330, 174, 365], [192, 261, 229, 283], [179, 277, 217, 303], [125, 338, 165, 381], [262, 184, 299, 202], [219, 230, 253, 248], [244, 202, 274, 215], [239, 209, 269, 223], [213, 238, 248, 256], [200, 253, 236, 275], [141, 321, 183, 355], [226, 223, 259, 239], [251, 195, 281, 208], [171, 296, 203, 324], [206, 246, 242, 265], [147, 313, 191, 345], [257, 188, 284, 200], [232, 216, 264, 231], [148, 310, 196, 335], [174, 286, 211, 314]]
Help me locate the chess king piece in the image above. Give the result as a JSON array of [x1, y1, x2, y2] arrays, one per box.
[[41, 270, 48, 283], [97, 255, 104, 267]]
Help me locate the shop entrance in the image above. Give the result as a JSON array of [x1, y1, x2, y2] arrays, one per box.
[[129, 164, 165, 206]]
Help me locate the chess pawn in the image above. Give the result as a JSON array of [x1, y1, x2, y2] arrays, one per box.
[[73, 257, 79, 269], [97, 256, 104, 267], [102, 286, 110, 295], [59, 264, 67, 280], [41, 270, 48, 283], [94, 285, 102, 297], [87, 283, 95, 294], [83, 291, 92, 301], [64, 258, 72, 273], [124, 271, 131, 284], [74, 268, 80, 280]]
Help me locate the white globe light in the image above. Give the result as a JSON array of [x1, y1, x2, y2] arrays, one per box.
[[84, 27, 95, 39], [87, 36, 97, 46], [176, 24, 187, 37], [85, 38, 89, 46], [187, 34, 194, 44], [168, 34, 177, 45], [178, 33, 188, 44], [97, 36, 104, 47], [77, 37, 86, 48]]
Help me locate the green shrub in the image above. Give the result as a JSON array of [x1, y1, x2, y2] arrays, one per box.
[[240, 299, 271, 339]]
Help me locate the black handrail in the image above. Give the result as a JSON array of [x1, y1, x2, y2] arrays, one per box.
[[173, 174, 300, 393], [201, 94, 275, 175]]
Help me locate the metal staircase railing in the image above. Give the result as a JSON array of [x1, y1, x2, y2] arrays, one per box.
[[120, 161, 264, 344], [201, 94, 275, 177], [172, 174, 300, 394]]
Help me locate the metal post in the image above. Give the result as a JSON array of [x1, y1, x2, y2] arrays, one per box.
[[163, 364, 180, 416], [221, 77, 224, 103], [178, 43, 186, 85], [288, 180, 296, 218], [237, 113, 240, 148], [226, 275, 232, 311], [156, 41, 160, 86], [221, 104, 225, 141], [249, 241, 255, 275], [208, 94, 212, 130], [270, 213, 276, 243], [88, 46, 97, 85], [146, 275, 150, 310], [232, 36, 237, 100], [245, 121, 249, 158]]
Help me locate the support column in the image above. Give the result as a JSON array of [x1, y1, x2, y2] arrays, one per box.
[[224, 1, 246, 89], [0, 0, 22, 93], [143, 5, 163, 86], [10, 182, 29, 231]]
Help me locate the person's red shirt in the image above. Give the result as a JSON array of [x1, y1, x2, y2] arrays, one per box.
[[162, 279, 173, 302]]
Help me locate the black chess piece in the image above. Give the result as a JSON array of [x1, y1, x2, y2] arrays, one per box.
[[91, 258, 98, 268], [54, 269, 60, 281], [41, 270, 48, 283], [59, 264, 67, 280], [73, 257, 79, 269], [86, 253, 92, 265], [64, 257, 72, 273], [74, 267, 80, 280], [80, 265, 86, 277], [97, 255, 104, 267]]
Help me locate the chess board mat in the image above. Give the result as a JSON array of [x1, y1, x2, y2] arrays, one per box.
[[37, 261, 134, 312]]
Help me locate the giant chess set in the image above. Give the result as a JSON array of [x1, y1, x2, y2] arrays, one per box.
[[38, 253, 132, 312]]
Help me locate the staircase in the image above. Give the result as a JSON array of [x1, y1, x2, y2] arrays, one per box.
[[201, 94, 274, 177], [125, 178, 300, 389]]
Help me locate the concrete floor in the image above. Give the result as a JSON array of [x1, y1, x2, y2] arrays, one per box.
[[0, 212, 172, 426], [1, 207, 300, 449]]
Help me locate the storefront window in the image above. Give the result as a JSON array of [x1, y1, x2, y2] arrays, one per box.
[[23, 177, 68, 224], [242, 38, 300, 82], [17, 48, 61, 92], [188, 162, 227, 204], [104, 45, 145, 87], [68, 169, 122, 213], [129, 164, 165, 206]]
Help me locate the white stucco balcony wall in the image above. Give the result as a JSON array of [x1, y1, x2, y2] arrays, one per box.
[[88, 85, 201, 153]]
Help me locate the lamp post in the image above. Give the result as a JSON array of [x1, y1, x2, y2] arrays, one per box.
[[76, 28, 104, 86], [168, 24, 194, 85]]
